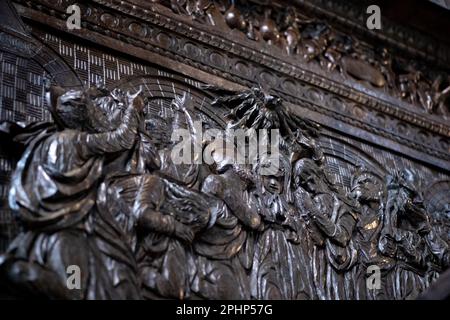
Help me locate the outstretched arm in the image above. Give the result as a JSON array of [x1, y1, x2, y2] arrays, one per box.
[[201, 174, 262, 230], [134, 208, 193, 244], [134, 175, 195, 243], [77, 96, 143, 158]]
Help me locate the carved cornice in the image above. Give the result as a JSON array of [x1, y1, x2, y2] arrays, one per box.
[[291, 0, 450, 68], [12, 0, 450, 170], [138, 0, 450, 118]]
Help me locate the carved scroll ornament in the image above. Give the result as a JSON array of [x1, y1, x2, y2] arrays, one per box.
[[155, 0, 450, 116]]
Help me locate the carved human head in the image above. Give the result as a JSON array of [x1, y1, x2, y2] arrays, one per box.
[[260, 153, 291, 195], [350, 167, 384, 204], [293, 158, 323, 193], [398, 168, 419, 197], [46, 85, 110, 133]]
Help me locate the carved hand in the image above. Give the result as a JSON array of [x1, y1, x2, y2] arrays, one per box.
[[127, 86, 144, 113], [174, 222, 195, 244], [379, 234, 397, 258], [295, 187, 316, 216], [132, 95, 145, 113]]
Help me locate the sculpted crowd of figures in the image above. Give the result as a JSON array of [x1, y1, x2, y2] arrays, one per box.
[[0, 82, 448, 300], [155, 0, 450, 116]]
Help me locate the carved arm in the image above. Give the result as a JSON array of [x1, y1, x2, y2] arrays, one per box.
[[311, 210, 357, 247], [78, 104, 140, 158]]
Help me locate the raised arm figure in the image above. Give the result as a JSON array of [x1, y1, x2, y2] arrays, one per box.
[[0, 84, 144, 299]]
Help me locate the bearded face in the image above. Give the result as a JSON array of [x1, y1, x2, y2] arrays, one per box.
[[351, 174, 382, 204]]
